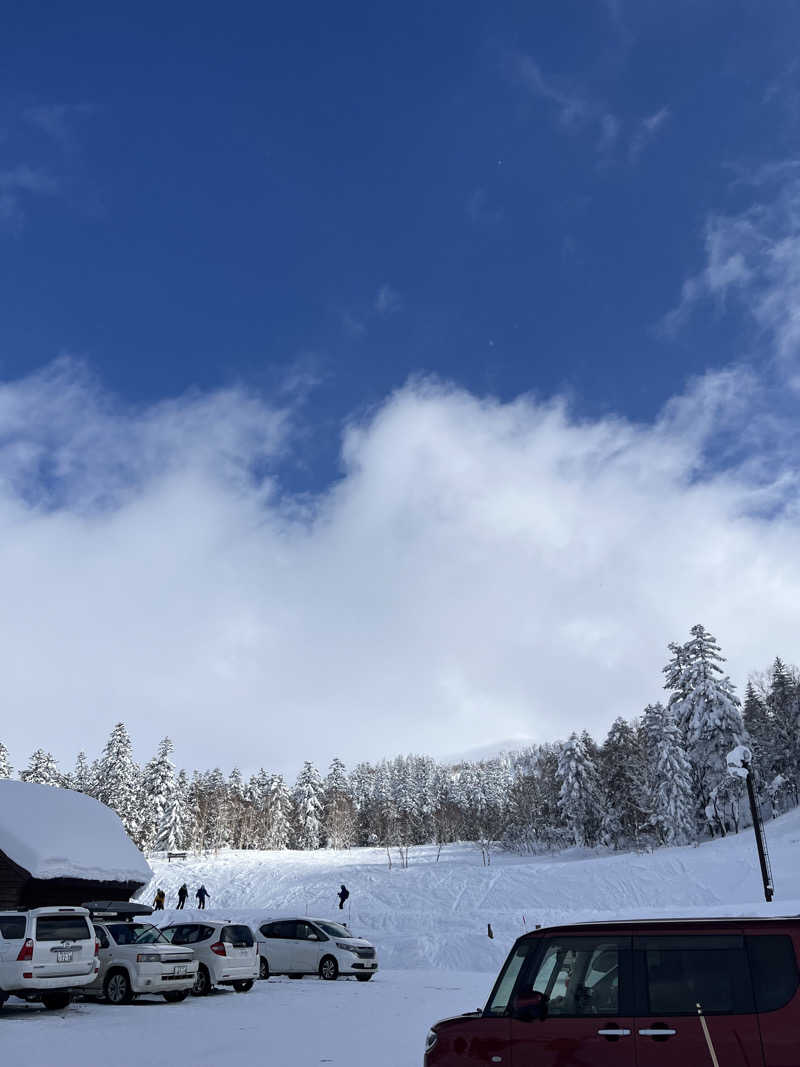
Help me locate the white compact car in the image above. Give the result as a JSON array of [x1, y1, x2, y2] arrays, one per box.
[[256, 917, 379, 981], [0, 906, 99, 1010], [160, 920, 258, 996], [83, 903, 198, 1004]]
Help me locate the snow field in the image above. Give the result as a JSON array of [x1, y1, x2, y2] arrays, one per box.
[[142, 804, 800, 974], [0, 970, 493, 1067]]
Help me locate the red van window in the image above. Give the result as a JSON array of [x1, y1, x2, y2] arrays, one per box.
[[638, 935, 753, 1015], [746, 935, 799, 1013]]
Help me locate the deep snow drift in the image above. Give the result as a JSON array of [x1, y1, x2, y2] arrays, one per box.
[[141, 804, 800, 973]]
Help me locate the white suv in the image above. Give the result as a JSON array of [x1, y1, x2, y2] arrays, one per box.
[[160, 921, 258, 996], [0, 906, 99, 1010], [84, 903, 198, 1004], [256, 917, 379, 982]]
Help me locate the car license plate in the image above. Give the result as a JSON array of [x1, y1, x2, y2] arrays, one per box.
[[57, 951, 73, 963], [172, 965, 187, 976]]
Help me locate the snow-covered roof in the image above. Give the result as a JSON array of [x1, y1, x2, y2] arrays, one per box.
[[0, 780, 152, 884]]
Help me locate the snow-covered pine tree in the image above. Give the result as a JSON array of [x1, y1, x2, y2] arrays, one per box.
[[293, 762, 324, 849], [266, 773, 292, 849], [155, 777, 189, 853], [648, 710, 695, 845], [765, 659, 800, 807], [70, 751, 96, 795], [557, 733, 601, 847], [0, 741, 12, 779], [141, 738, 177, 851], [95, 723, 143, 843], [599, 717, 647, 849], [349, 762, 378, 846], [663, 624, 745, 833], [323, 757, 356, 849], [20, 748, 61, 786]]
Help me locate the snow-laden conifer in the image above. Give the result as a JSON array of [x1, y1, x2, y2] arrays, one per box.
[[0, 741, 12, 779], [293, 761, 324, 849], [20, 748, 61, 787], [141, 738, 177, 850], [95, 723, 142, 842], [557, 733, 601, 847], [323, 757, 356, 849], [648, 711, 695, 845]]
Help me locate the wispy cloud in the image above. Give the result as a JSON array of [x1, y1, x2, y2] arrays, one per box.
[[24, 103, 94, 152], [0, 165, 60, 232], [629, 107, 670, 161], [374, 283, 402, 315], [661, 168, 800, 386]]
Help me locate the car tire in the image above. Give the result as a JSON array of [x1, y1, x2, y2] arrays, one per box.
[[192, 964, 211, 997], [104, 970, 134, 1005], [355, 974, 374, 982], [41, 992, 72, 1010], [319, 956, 339, 981], [259, 956, 270, 981], [232, 980, 253, 993], [163, 990, 189, 1003]]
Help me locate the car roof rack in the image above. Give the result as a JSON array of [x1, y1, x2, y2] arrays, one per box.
[[82, 901, 154, 920]]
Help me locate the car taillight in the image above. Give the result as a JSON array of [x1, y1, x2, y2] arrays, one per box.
[[210, 940, 226, 956], [17, 938, 34, 962], [94, 939, 100, 956]]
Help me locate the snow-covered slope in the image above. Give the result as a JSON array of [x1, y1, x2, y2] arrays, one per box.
[[142, 806, 800, 973]]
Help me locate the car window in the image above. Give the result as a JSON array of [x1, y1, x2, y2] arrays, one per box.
[[485, 941, 533, 1016], [95, 926, 110, 949], [746, 935, 799, 1013], [639, 935, 754, 1015], [262, 921, 297, 940], [107, 922, 167, 946], [163, 924, 215, 945], [296, 922, 318, 941], [35, 916, 91, 941], [0, 916, 26, 939], [525, 939, 623, 1016], [315, 921, 350, 939], [222, 925, 254, 947]]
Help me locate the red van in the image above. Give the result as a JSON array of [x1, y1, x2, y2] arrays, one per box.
[[424, 917, 800, 1066]]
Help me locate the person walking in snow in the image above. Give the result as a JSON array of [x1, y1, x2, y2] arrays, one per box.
[[153, 888, 166, 911], [196, 884, 209, 909], [177, 883, 188, 909], [337, 884, 349, 911]]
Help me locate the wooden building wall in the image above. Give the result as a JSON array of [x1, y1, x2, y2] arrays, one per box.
[[0, 849, 144, 910]]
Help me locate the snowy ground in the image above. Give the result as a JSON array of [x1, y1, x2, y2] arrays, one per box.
[[5, 806, 800, 1065], [0, 969, 491, 1066]]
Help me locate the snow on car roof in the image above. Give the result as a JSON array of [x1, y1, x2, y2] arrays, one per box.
[[0, 780, 152, 884]]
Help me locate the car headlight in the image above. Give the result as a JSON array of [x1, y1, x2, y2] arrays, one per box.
[[425, 1029, 438, 1052], [136, 952, 163, 963], [335, 942, 361, 954]]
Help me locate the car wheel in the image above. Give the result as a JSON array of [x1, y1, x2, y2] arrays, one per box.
[[104, 970, 134, 1005], [232, 980, 253, 993], [319, 956, 339, 981], [355, 973, 374, 982], [41, 992, 72, 1010], [259, 956, 270, 980], [192, 964, 211, 997], [163, 990, 189, 1003]]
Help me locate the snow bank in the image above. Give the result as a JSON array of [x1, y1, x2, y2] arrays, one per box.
[[143, 804, 800, 972], [0, 780, 152, 883]]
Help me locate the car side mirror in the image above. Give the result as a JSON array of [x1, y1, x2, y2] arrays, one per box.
[[512, 992, 548, 1022]]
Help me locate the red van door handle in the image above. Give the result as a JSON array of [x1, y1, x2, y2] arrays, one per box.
[[597, 1029, 632, 1039], [639, 1027, 677, 1039]]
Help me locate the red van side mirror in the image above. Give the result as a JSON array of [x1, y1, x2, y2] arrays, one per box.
[[512, 991, 548, 1022]]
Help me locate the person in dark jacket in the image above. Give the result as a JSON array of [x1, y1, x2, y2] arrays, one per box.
[[337, 884, 349, 910], [153, 888, 166, 910], [177, 883, 188, 909], [196, 884, 209, 909]]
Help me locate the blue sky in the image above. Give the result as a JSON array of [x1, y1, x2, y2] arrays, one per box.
[[2, 1, 800, 774]]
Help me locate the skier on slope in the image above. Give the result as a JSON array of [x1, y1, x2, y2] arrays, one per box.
[[153, 888, 166, 910], [338, 884, 349, 911], [177, 883, 188, 909], [196, 884, 209, 909]]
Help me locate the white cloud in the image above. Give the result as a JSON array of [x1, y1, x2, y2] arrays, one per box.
[[374, 284, 402, 315], [0, 358, 798, 781], [629, 107, 670, 160]]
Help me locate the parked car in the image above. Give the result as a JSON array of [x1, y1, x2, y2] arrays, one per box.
[[0, 906, 99, 1010], [83, 901, 198, 1004], [160, 920, 258, 996], [424, 916, 800, 1066], [256, 917, 378, 982]]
